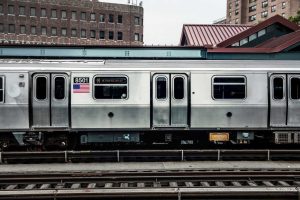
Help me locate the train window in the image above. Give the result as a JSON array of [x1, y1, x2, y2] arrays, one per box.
[[156, 77, 167, 100], [94, 76, 128, 99], [54, 77, 65, 100], [174, 77, 184, 100], [291, 77, 300, 100], [273, 77, 284, 100], [0, 76, 4, 103], [36, 77, 47, 100], [213, 76, 246, 99]]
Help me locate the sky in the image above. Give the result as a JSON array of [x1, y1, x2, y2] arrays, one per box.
[[99, 0, 227, 45]]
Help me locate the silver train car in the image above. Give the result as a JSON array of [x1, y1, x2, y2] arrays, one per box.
[[0, 59, 300, 149]]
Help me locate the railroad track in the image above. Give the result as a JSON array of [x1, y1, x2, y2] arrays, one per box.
[[1, 149, 300, 163], [1, 169, 300, 199]]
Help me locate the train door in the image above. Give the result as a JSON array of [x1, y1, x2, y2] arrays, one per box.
[[152, 74, 188, 128], [32, 73, 69, 128], [270, 74, 300, 127]]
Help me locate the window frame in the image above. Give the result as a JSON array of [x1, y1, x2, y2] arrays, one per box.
[[290, 76, 300, 101], [34, 75, 48, 101], [93, 75, 129, 100], [155, 75, 168, 100], [212, 75, 247, 100], [272, 76, 285, 101], [0, 76, 5, 103], [53, 75, 66, 101]]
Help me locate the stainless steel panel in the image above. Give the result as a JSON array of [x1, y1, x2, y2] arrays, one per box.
[[152, 74, 170, 127], [287, 74, 300, 127], [0, 105, 29, 130], [32, 74, 50, 127], [191, 105, 268, 128], [171, 74, 188, 127], [51, 74, 69, 127], [71, 105, 150, 129], [270, 74, 287, 127]]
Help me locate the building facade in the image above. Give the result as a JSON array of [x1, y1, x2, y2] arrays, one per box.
[[226, 0, 300, 25], [0, 0, 144, 46]]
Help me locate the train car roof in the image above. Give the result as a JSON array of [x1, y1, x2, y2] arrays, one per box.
[[0, 59, 300, 71]]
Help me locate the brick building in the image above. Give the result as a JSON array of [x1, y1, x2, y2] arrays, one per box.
[[226, 0, 300, 25], [0, 0, 144, 46]]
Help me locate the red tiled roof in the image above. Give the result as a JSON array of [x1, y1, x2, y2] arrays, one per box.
[[208, 29, 300, 53], [180, 24, 251, 47], [217, 15, 300, 48]]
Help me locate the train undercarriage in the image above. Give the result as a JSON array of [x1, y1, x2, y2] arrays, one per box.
[[0, 130, 300, 151]]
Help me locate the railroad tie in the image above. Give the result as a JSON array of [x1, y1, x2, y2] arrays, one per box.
[[25, 184, 36, 190], [87, 183, 96, 189], [40, 184, 51, 189], [5, 185, 17, 190], [71, 183, 81, 189]]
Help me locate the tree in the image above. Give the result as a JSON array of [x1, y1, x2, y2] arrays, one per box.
[[289, 10, 300, 24]]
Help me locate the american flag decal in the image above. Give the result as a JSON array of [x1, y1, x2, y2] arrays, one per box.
[[73, 83, 90, 93]]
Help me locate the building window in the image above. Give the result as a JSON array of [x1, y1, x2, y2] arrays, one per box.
[[262, 1, 268, 8], [0, 24, 3, 33], [134, 16, 140, 25], [109, 31, 114, 40], [90, 30, 96, 38], [0, 4, 3, 14], [282, 2, 286, 9], [31, 26, 36, 35], [99, 31, 105, 39], [258, 29, 266, 37], [20, 25, 26, 34], [273, 77, 284, 100], [271, 5, 276, 12], [71, 29, 77, 37], [249, 14, 256, 22], [61, 28, 67, 36], [249, 5, 256, 12], [213, 76, 246, 100], [41, 27, 47, 35], [135, 33, 140, 41], [0, 76, 4, 103], [81, 29, 86, 38], [100, 14, 105, 22], [117, 32, 123, 40], [71, 11, 77, 20], [30, 7, 36, 16], [235, 9, 239, 15], [94, 76, 128, 100], [118, 15, 123, 23], [235, 0, 239, 7], [19, 6, 25, 16], [41, 8, 47, 17], [51, 27, 57, 36], [249, 0, 257, 3], [81, 12, 86, 20], [235, 18, 239, 24], [282, 13, 286, 18], [90, 13, 96, 21], [240, 38, 248, 46], [8, 5, 14, 15], [8, 24, 15, 33], [51, 9, 57, 18], [261, 11, 268, 18], [291, 77, 300, 100], [61, 10, 67, 19], [109, 14, 114, 23], [249, 33, 257, 41]]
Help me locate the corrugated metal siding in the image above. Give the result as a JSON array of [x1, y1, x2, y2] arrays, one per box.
[[182, 25, 251, 47]]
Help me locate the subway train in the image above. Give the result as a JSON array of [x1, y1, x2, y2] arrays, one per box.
[[0, 59, 300, 149]]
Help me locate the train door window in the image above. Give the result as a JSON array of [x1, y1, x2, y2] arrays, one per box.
[[94, 76, 128, 99], [213, 76, 246, 99], [54, 76, 65, 100], [156, 76, 167, 100], [0, 76, 4, 103], [174, 76, 184, 100], [273, 77, 284, 100], [36, 76, 47, 100], [291, 77, 300, 100]]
